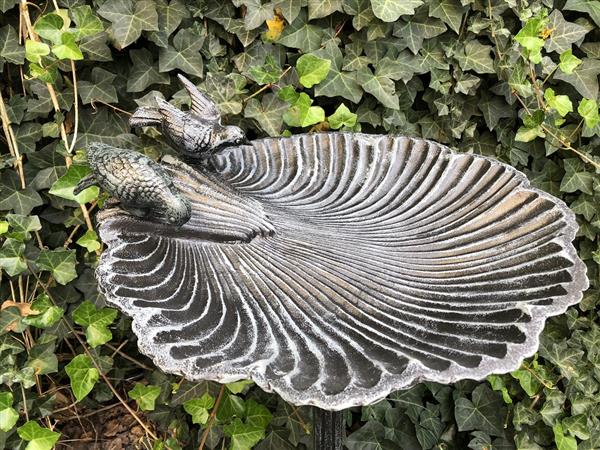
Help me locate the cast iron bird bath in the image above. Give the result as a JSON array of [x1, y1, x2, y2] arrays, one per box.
[[90, 132, 588, 448]]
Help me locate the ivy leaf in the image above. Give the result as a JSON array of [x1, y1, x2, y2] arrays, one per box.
[[78, 67, 118, 105], [17, 421, 61, 450], [0, 392, 18, 432], [159, 28, 204, 77], [478, 93, 514, 129], [76, 230, 101, 253], [328, 103, 358, 129], [454, 384, 505, 436], [128, 48, 170, 92], [79, 31, 112, 61], [248, 55, 282, 85], [358, 68, 399, 110], [24, 40, 50, 65], [36, 249, 77, 285], [544, 88, 573, 117], [559, 49, 582, 74], [70, 5, 104, 40], [577, 98, 600, 129], [49, 165, 99, 204], [6, 213, 41, 240], [223, 418, 266, 450], [371, 0, 423, 22], [98, 0, 158, 49], [183, 393, 215, 424], [34, 13, 65, 45], [22, 296, 63, 329], [283, 93, 325, 127], [554, 423, 578, 450], [245, 399, 272, 428], [343, 0, 375, 30], [65, 354, 99, 402], [346, 421, 388, 450], [393, 13, 447, 54], [428, 0, 466, 34], [564, 0, 600, 28], [456, 40, 495, 74], [278, 11, 324, 52], [244, 0, 274, 30], [72, 300, 118, 348], [245, 93, 288, 136], [545, 10, 589, 54], [554, 57, 600, 99], [515, 14, 547, 63], [314, 43, 363, 103], [0, 171, 44, 215], [296, 53, 331, 88], [52, 32, 84, 60], [0, 238, 27, 276], [0, 25, 24, 64], [560, 169, 594, 194], [308, 0, 343, 20], [128, 383, 161, 411], [25, 335, 58, 376]]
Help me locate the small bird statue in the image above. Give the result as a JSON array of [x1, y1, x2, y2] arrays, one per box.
[[74, 143, 191, 226], [129, 74, 248, 159]]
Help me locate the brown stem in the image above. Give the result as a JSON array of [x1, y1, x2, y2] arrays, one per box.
[[198, 384, 226, 450]]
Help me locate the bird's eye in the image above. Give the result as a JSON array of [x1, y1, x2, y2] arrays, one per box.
[[169, 217, 176, 223]]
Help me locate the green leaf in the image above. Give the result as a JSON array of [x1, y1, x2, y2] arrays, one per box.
[[560, 169, 594, 194], [25, 336, 58, 376], [296, 53, 331, 88], [511, 368, 542, 396], [564, 0, 600, 28], [0, 25, 24, 64], [52, 32, 84, 60], [158, 28, 204, 77], [76, 230, 101, 253], [17, 421, 60, 450], [515, 13, 547, 63], [34, 13, 65, 45], [183, 393, 215, 424], [454, 384, 505, 436], [278, 11, 324, 52], [544, 88, 573, 117], [0, 392, 18, 432], [36, 249, 77, 285], [478, 94, 514, 130], [308, 0, 343, 20], [555, 57, 600, 99], [554, 423, 578, 450], [24, 40, 50, 65], [78, 67, 118, 105], [128, 383, 161, 411], [545, 10, 589, 54], [328, 103, 358, 129], [70, 5, 104, 40], [6, 214, 41, 240], [223, 418, 266, 450], [371, 0, 423, 22], [578, 98, 600, 129], [428, 0, 466, 34], [226, 380, 254, 394], [346, 420, 387, 450], [244, 93, 288, 136], [23, 295, 63, 329], [0, 171, 44, 215], [245, 399, 272, 428], [283, 93, 326, 127], [98, 0, 158, 49], [243, 0, 274, 29], [393, 13, 447, 54], [127, 48, 170, 92], [248, 55, 282, 85], [456, 40, 495, 74], [72, 300, 118, 348], [314, 43, 362, 103], [49, 165, 99, 204], [65, 354, 99, 402], [0, 238, 27, 276], [358, 68, 400, 110], [558, 49, 582, 74]]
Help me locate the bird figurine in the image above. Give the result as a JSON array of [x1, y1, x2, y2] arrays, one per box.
[[129, 74, 248, 159], [74, 143, 191, 226]]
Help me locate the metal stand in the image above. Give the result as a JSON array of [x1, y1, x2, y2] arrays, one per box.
[[313, 408, 344, 450]]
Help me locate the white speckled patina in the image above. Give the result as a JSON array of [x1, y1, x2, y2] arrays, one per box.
[[96, 133, 588, 410]]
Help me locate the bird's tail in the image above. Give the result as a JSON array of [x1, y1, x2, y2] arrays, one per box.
[[130, 107, 162, 128]]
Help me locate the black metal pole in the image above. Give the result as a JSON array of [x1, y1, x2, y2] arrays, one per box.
[[313, 407, 344, 450]]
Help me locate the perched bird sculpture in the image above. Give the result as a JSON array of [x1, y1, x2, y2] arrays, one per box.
[[74, 143, 191, 226], [130, 74, 248, 159], [95, 133, 588, 410]]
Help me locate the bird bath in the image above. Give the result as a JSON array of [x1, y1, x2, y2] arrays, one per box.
[[95, 133, 587, 448]]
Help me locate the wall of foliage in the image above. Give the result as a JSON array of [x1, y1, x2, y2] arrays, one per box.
[[0, 0, 599, 448]]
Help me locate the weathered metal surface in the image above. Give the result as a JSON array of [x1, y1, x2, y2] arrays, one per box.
[[97, 132, 588, 410]]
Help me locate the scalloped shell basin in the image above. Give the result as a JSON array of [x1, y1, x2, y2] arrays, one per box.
[[97, 133, 587, 410]]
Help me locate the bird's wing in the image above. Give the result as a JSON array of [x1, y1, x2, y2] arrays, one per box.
[[97, 133, 586, 410], [177, 74, 221, 123]]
